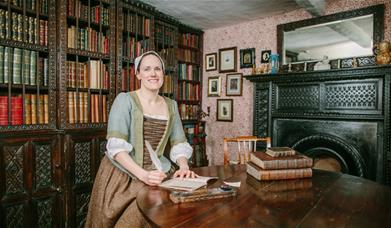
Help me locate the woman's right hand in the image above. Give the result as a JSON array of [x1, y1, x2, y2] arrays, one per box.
[[140, 170, 167, 186]]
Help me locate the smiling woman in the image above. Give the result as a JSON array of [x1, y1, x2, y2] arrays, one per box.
[[85, 51, 197, 227]]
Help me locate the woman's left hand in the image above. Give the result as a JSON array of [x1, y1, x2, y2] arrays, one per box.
[[173, 167, 197, 178]]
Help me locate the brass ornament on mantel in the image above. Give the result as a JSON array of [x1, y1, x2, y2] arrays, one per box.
[[373, 40, 391, 65]]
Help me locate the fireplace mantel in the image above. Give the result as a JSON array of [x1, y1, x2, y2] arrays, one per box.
[[245, 65, 391, 185]]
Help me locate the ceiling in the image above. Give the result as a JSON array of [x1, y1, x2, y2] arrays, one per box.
[[138, 0, 302, 30]]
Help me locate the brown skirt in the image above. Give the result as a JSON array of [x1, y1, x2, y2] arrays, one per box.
[[85, 156, 151, 228]]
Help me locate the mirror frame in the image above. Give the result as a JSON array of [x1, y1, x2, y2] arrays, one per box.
[[277, 4, 384, 65]]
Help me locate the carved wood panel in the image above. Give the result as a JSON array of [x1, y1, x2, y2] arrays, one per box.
[[0, 134, 61, 227], [64, 130, 106, 228]]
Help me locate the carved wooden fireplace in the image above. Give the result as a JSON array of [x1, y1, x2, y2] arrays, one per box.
[[245, 65, 391, 185]]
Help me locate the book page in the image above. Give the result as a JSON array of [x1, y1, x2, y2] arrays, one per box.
[[159, 176, 218, 192]]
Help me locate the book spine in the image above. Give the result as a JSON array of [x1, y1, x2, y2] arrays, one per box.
[[44, 94, 48, 124], [0, 96, 8, 125], [12, 48, 21, 84], [11, 96, 23, 125], [23, 49, 30, 85], [30, 51, 37, 85], [0, 46, 3, 83], [4, 46, 9, 83], [31, 94, 37, 124], [38, 95, 44, 124], [24, 94, 31, 124]]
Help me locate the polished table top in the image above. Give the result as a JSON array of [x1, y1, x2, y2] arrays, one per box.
[[137, 165, 391, 227]]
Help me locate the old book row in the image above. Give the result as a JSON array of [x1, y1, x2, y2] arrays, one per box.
[[176, 81, 200, 101], [178, 33, 200, 49], [0, 46, 48, 86], [0, 9, 48, 46], [67, 1, 110, 26], [122, 11, 151, 37], [178, 64, 201, 81], [67, 26, 110, 54], [0, 94, 49, 126], [6, 0, 48, 14], [122, 37, 149, 59], [66, 91, 107, 124], [176, 49, 200, 64], [66, 60, 109, 89], [179, 104, 200, 120]]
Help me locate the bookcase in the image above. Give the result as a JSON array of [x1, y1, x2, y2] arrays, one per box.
[[0, 0, 206, 227], [176, 26, 207, 167]]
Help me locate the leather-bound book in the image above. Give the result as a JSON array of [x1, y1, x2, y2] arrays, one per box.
[[266, 147, 296, 157], [250, 151, 313, 170], [246, 161, 312, 181]]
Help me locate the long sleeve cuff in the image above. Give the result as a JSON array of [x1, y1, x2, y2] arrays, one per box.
[[170, 142, 193, 163], [106, 137, 133, 159]]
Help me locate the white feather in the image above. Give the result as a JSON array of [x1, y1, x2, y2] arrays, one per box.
[[145, 140, 163, 171]]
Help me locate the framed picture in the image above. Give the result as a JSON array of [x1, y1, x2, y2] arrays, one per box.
[[226, 73, 243, 96], [219, 47, 237, 73], [216, 99, 233, 122], [208, 76, 221, 97], [205, 53, 217, 71], [240, 48, 255, 68], [261, 50, 271, 63]]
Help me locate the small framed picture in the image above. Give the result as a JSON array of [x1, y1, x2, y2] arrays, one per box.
[[205, 53, 217, 71], [261, 50, 271, 63], [226, 73, 243, 96], [219, 47, 237, 73], [240, 48, 255, 68], [217, 99, 233, 122], [208, 76, 221, 97]]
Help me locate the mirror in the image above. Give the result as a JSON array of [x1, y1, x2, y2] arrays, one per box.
[[277, 4, 384, 65]]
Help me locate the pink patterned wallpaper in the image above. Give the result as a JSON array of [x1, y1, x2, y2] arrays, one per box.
[[202, 0, 391, 165]]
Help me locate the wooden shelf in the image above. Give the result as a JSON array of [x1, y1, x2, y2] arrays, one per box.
[[0, 39, 48, 52], [67, 48, 110, 60], [178, 44, 200, 51], [178, 79, 201, 84]]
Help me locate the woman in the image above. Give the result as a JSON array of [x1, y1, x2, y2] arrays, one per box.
[[86, 51, 195, 227]]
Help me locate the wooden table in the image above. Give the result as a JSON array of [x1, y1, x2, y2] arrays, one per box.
[[137, 165, 391, 227]]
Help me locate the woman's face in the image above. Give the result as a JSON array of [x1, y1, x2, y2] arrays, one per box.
[[137, 54, 164, 91]]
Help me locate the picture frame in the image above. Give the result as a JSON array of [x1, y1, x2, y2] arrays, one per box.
[[205, 53, 217, 71], [207, 76, 221, 97], [261, 50, 272, 63], [226, 73, 243, 96], [240, 48, 255, 68], [219, 47, 237, 73], [216, 99, 233, 122]]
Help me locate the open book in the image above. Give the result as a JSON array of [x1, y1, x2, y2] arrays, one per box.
[[159, 176, 218, 192]]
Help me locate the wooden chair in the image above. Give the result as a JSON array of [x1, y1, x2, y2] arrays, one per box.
[[223, 136, 271, 165]]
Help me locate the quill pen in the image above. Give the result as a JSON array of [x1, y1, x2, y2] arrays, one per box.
[[145, 140, 163, 171]]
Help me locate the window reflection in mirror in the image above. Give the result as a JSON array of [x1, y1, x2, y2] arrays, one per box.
[[283, 14, 374, 64]]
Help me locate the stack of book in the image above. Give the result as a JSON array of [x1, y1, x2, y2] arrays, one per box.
[[246, 147, 313, 181]]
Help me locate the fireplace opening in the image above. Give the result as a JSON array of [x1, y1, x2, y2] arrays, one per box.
[[292, 134, 367, 177]]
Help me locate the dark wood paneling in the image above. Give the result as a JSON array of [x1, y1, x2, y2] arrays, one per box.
[[0, 132, 62, 227]]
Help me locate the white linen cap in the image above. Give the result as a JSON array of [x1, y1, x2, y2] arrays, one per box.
[[134, 51, 165, 72]]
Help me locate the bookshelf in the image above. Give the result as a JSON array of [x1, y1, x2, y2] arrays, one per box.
[[0, 0, 56, 130], [176, 27, 207, 167], [60, 0, 115, 129], [0, 0, 206, 227]]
